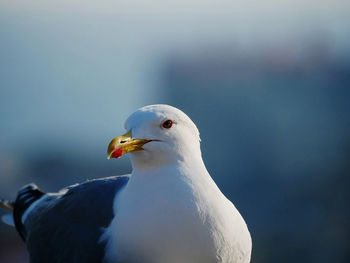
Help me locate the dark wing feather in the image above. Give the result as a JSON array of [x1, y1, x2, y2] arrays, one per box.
[[13, 183, 45, 241], [24, 176, 129, 263]]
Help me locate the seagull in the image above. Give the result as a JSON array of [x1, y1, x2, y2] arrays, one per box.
[[1, 104, 252, 263]]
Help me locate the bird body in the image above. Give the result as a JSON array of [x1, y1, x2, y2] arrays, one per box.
[[103, 161, 251, 263], [1, 104, 251, 263]]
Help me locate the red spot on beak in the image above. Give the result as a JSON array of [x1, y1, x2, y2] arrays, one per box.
[[111, 148, 123, 159]]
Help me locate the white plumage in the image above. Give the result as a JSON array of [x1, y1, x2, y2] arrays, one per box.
[[102, 104, 252, 263]]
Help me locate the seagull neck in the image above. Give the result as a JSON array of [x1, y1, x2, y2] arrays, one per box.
[[129, 156, 208, 184]]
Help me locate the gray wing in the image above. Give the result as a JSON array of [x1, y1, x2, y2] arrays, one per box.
[[23, 175, 130, 263]]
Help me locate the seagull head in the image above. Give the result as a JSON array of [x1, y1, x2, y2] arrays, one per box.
[[107, 104, 201, 169]]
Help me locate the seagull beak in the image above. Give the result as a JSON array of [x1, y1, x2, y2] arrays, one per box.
[[107, 130, 151, 159]]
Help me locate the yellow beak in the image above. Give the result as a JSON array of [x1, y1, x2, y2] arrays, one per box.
[[107, 130, 150, 159]]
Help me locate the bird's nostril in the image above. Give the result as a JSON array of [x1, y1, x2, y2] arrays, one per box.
[[120, 140, 126, 144]]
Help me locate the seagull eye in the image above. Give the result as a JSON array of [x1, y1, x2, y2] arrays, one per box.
[[162, 120, 173, 129]]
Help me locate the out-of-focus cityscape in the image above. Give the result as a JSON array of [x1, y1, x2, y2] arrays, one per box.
[[1, 1, 349, 262]]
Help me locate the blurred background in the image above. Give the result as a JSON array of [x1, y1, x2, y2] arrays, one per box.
[[1, 0, 349, 262]]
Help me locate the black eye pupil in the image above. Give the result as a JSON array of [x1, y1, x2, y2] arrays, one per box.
[[162, 120, 173, 129]]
